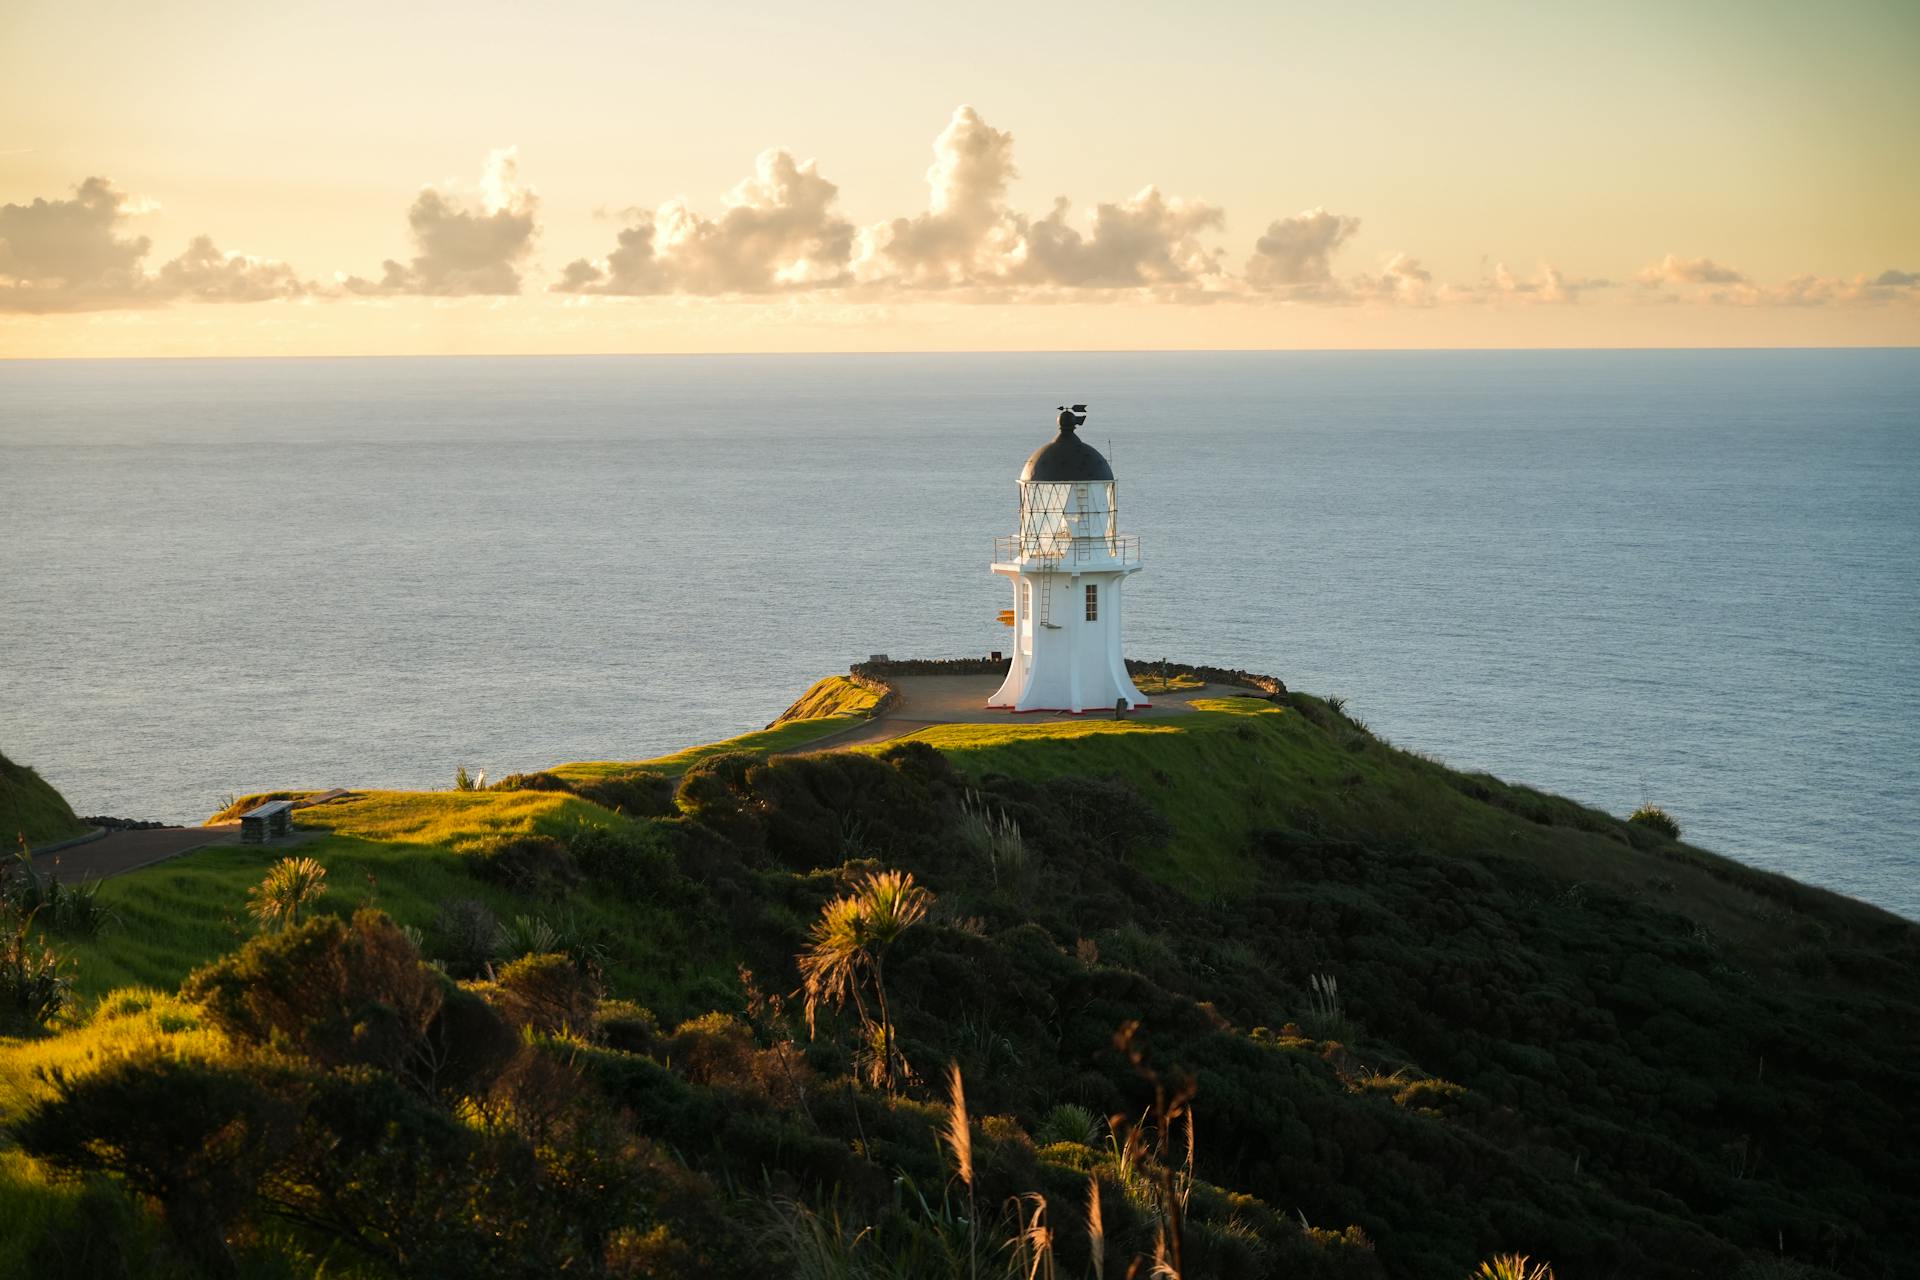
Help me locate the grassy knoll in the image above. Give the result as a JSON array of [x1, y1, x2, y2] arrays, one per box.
[[768, 674, 882, 725], [546, 715, 858, 783], [0, 752, 88, 849], [3, 677, 1916, 1279]]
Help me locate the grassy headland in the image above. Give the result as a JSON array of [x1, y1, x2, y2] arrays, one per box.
[[2, 675, 1915, 1280], [0, 753, 89, 850]]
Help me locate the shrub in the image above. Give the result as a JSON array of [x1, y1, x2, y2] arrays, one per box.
[[565, 820, 675, 896], [1052, 774, 1173, 861], [2, 849, 110, 937], [0, 911, 71, 1031], [492, 951, 601, 1036], [1034, 1103, 1101, 1148], [489, 770, 574, 792], [466, 834, 579, 899], [1628, 804, 1682, 839], [432, 897, 501, 977], [184, 909, 517, 1098], [14, 1054, 295, 1280], [597, 999, 660, 1053], [574, 771, 678, 819]]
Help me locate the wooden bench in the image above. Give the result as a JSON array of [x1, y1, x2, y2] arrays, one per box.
[[240, 800, 296, 844]]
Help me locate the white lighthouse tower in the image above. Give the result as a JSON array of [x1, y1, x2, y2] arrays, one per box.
[[989, 406, 1148, 713]]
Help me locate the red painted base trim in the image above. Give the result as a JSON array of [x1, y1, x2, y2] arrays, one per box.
[[981, 703, 1154, 714]]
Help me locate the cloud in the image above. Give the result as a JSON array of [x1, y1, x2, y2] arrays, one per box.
[[1451, 261, 1615, 305], [855, 105, 1023, 287], [1352, 252, 1435, 305], [852, 105, 1231, 297], [556, 149, 853, 296], [348, 148, 537, 296], [1751, 270, 1920, 307], [1012, 188, 1225, 288], [1637, 253, 1748, 286], [1245, 209, 1362, 293], [1, 177, 307, 312], [0, 177, 152, 311], [154, 235, 309, 303]]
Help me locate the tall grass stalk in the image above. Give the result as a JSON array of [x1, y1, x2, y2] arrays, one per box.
[[958, 790, 1026, 887], [1086, 1174, 1105, 1280]]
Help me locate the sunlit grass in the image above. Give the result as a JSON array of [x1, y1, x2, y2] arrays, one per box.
[[548, 715, 860, 782], [771, 675, 881, 724], [0, 988, 227, 1116]]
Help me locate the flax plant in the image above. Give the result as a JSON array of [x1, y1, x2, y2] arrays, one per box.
[[245, 856, 328, 932]]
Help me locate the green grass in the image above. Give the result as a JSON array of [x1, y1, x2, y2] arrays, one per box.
[[44, 789, 736, 1010], [769, 675, 881, 725], [547, 715, 861, 782], [0, 752, 89, 849], [887, 693, 1851, 937]]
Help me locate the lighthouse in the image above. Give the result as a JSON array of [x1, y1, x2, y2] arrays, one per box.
[[989, 406, 1148, 713]]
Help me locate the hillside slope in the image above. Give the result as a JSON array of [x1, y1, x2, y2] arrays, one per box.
[[2, 682, 1915, 1280], [0, 752, 88, 849]]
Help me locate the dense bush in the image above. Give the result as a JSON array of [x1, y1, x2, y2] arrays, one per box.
[[466, 833, 580, 899], [573, 770, 679, 819], [1629, 803, 1683, 839]]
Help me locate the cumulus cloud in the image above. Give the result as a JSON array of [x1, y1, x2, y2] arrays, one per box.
[[154, 235, 309, 303], [1245, 209, 1362, 293], [556, 149, 853, 296], [1, 177, 306, 311], [855, 106, 1024, 287], [348, 148, 538, 296], [1637, 253, 1748, 286], [1012, 188, 1225, 288], [1449, 261, 1615, 305], [851, 105, 1230, 297]]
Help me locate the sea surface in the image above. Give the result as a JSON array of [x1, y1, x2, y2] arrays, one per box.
[[2, 351, 1916, 918]]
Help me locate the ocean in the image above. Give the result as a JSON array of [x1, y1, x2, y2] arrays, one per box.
[[2, 350, 1916, 918]]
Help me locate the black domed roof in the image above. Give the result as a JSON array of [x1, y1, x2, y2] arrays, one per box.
[[1020, 409, 1114, 482]]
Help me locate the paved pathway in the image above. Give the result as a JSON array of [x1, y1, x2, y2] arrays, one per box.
[[794, 672, 1225, 754], [30, 822, 320, 884]]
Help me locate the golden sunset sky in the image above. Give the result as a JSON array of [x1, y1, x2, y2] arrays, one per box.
[[3, 0, 1917, 355]]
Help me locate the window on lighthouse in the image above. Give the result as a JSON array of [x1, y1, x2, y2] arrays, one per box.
[[1085, 584, 1099, 621], [1021, 581, 1031, 616]]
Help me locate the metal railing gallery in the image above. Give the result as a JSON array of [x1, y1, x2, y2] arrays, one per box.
[[993, 534, 1142, 566]]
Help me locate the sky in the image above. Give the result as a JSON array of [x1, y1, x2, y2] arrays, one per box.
[[2, 0, 1917, 356]]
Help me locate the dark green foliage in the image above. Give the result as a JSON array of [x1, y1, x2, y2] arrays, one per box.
[[466, 832, 580, 899], [1, 910, 71, 1031], [564, 818, 676, 897], [15, 1055, 296, 1280], [22, 1178, 148, 1280], [493, 950, 601, 1036], [15, 696, 1918, 1279], [184, 909, 519, 1098], [489, 770, 575, 792], [1630, 803, 1683, 839], [429, 896, 500, 976], [572, 770, 679, 819], [3, 846, 110, 936]]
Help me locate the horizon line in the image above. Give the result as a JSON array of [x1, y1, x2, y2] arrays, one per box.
[[4, 342, 1918, 363]]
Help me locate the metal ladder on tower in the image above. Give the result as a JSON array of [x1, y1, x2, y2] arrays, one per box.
[[1038, 569, 1061, 629]]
